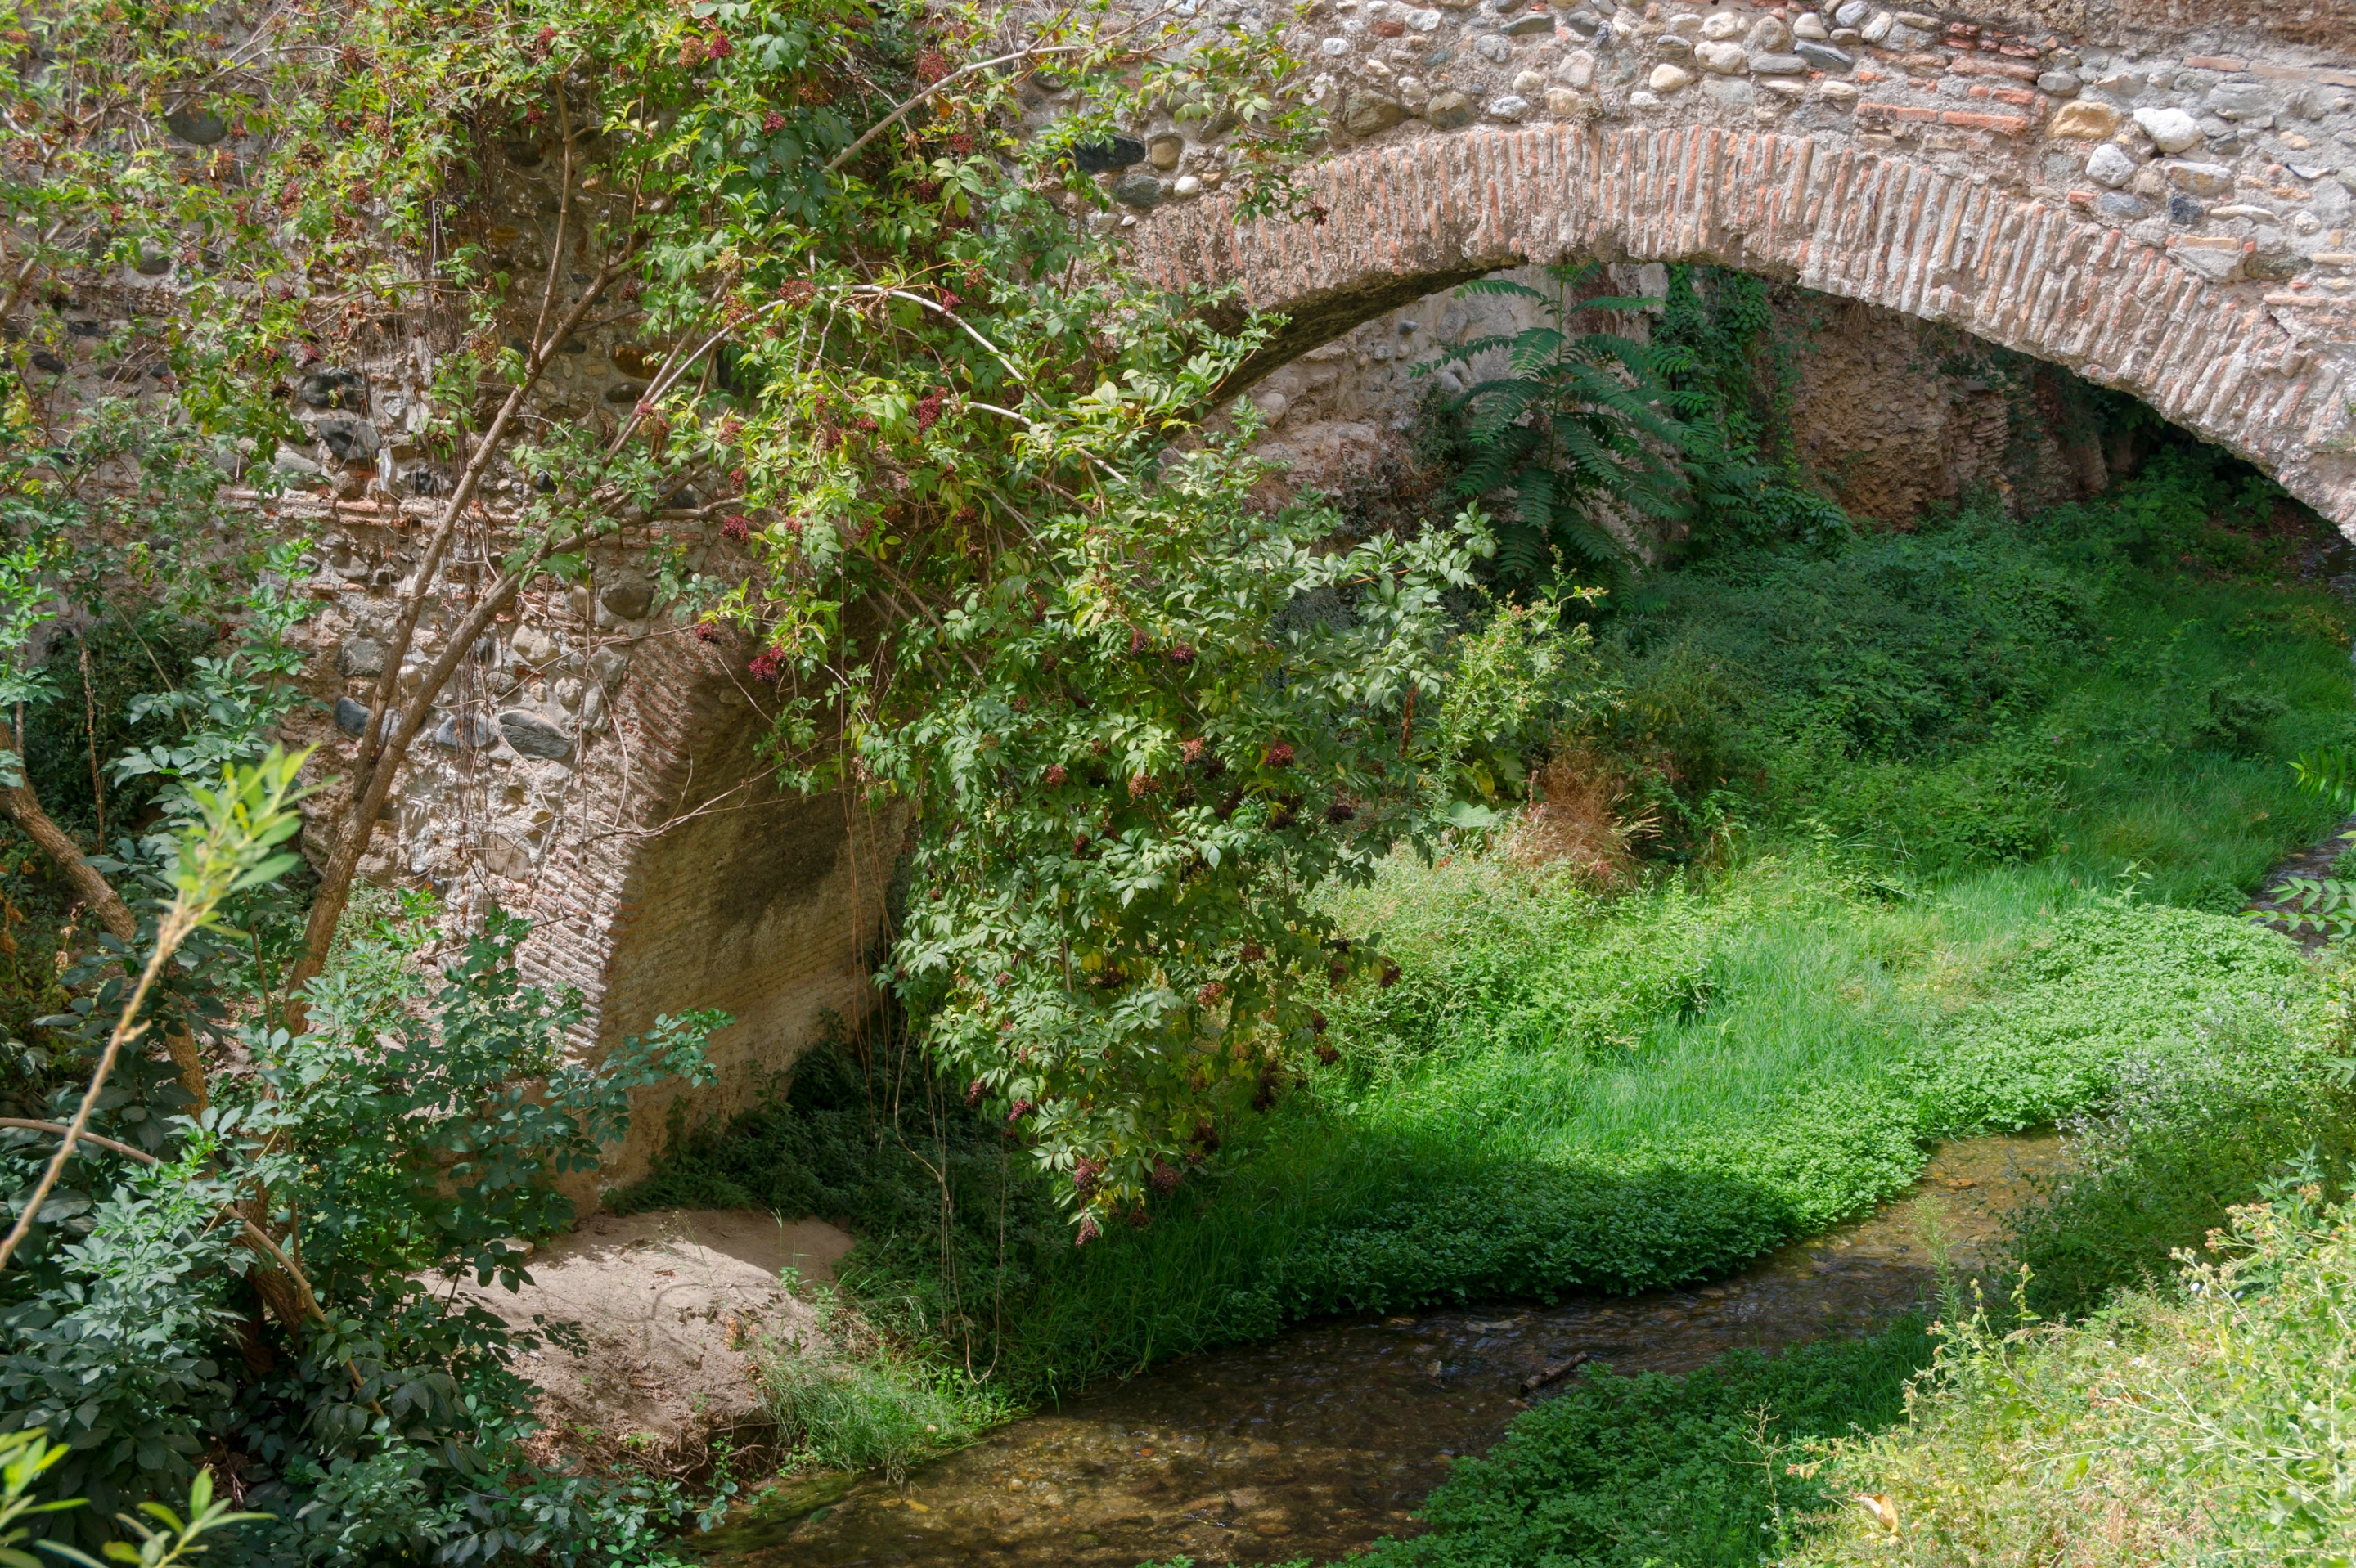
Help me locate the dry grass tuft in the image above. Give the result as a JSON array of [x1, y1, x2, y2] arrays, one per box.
[[1508, 748, 1657, 887]]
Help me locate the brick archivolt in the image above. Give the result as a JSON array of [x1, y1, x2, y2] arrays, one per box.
[[1136, 124, 2356, 530]]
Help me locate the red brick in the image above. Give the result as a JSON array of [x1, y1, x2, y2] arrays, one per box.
[[1859, 101, 1940, 122], [1947, 54, 2040, 80], [1940, 108, 2031, 133]]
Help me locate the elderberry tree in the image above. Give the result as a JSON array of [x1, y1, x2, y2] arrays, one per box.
[[681, 65, 1571, 1224], [2, 0, 1567, 1283]]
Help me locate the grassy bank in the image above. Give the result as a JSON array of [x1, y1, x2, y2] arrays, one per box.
[[622, 453, 2356, 1466], [1783, 1170, 2356, 1566], [1289, 954, 2356, 1568]]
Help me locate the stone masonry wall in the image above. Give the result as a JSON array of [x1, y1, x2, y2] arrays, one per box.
[[252, 490, 894, 1194]]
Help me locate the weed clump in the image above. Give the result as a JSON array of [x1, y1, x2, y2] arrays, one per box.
[[754, 1284, 1012, 1481]]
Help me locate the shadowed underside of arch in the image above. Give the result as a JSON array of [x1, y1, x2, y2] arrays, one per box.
[[1138, 125, 2356, 531]]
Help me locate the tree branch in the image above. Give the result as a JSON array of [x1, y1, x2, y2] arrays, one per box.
[[290, 248, 640, 1021], [280, 527, 572, 1024], [350, 249, 635, 801], [0, 1118, 328, 1326], [0, 718, 133, 944]]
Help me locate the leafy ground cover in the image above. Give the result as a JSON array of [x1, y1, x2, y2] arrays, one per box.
[[624, 452, 2356, 1477]]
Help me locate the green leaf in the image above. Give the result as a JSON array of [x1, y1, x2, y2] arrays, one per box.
[[1442, 800, 1504, 831]]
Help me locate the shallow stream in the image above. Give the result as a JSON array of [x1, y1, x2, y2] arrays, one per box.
[[699, 1133, 2064, 1567]]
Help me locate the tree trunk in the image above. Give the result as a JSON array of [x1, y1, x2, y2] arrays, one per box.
[[0, 721, 209, 1107]]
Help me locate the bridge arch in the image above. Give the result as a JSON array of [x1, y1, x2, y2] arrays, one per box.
[[1135, 124, 2356, 529]]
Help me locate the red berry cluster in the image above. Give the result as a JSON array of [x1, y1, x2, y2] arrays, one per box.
[[776, 278, 816, 304], [1265, 741, 1294, 769], [1072, 1157, 1099, 1195], [914, 386, 947, 433], [721, 514, 751, 541], [915, 47, 952, 83], [762, 109, 787, 133], [692, 622, 721, 645], [748, 648, 784, 682]]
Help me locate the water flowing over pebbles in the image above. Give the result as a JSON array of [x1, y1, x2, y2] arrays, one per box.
[[699, 1134, 2065, 1566]]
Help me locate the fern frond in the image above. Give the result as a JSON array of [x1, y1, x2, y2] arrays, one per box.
[[1515, 467, 1557, 531], [1449, 333, 1522, 362], [1507, 327, 1567, 376], [1456, 277, 1548, 301]]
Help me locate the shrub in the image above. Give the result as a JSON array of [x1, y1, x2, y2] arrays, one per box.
[[2196, 677, 2291, 755]]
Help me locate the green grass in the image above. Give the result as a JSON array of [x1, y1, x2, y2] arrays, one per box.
[[623, 454, 2356, 1428], [1340, 1322, 1935, 1568], [1781, 1175, 2356, 1567], [1251, 951, 2356, 1568]]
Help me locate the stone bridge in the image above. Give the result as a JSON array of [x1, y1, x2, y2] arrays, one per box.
[[268, 0, 2356, 1195], [1121, 0, 2356, 525]]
